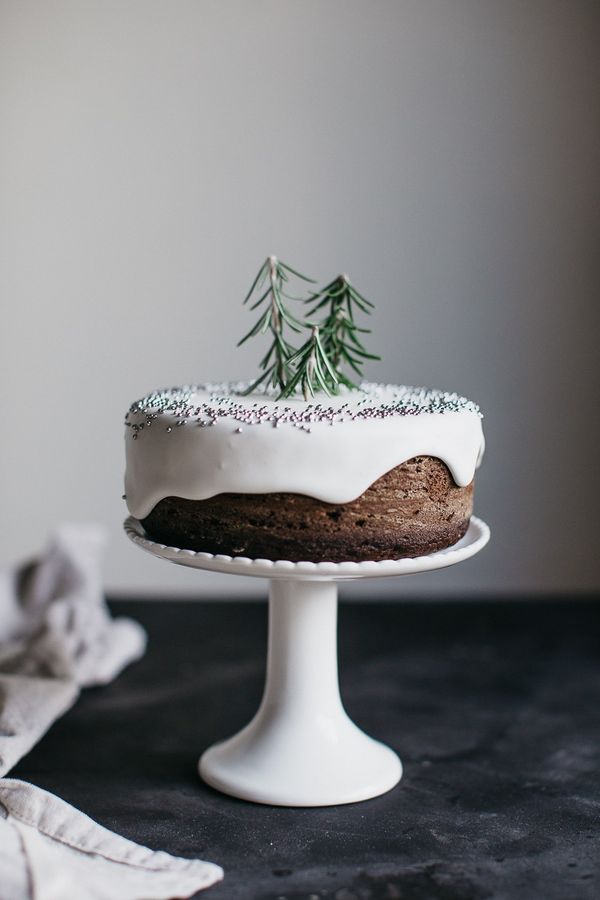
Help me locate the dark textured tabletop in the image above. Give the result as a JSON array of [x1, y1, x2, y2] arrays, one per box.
[[12, 598, 600, 900]]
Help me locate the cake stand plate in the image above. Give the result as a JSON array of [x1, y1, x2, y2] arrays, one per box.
[[125, 516, 489, 807]]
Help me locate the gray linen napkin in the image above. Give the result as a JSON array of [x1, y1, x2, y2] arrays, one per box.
[[0, 525, 223, 899]]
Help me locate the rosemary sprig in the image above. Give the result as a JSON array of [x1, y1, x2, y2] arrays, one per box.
[[239, 259, 380, 399], [305, 274, 380, 390], [238, 256, 315, 395], [278, 325, 339, 400]]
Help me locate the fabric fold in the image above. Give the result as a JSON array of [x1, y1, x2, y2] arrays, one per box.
[[0, 526, 223, 899], [0, 780, 223, 900]]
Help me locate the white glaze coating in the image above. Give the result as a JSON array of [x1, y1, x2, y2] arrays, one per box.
[[124, 383, 484, 519]]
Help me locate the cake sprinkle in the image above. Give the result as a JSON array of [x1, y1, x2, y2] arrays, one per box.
[[125, 382, 481, 436]]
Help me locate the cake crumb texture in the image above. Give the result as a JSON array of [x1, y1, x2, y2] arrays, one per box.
[[141, 456, 473, 562]]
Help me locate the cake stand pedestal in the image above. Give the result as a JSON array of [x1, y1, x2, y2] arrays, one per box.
[[125, 516, 489, 807]]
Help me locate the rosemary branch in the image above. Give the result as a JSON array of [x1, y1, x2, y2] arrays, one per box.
[[237, 256, 315, 395], [305, 274, 380, 391], [278, 325, 339, 400], [239, 259, 379, 399]]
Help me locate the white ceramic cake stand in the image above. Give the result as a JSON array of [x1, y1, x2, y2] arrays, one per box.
[[124, 515, 489, 807]]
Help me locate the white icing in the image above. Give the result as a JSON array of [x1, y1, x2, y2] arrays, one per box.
[[124, 384, 484, 519]]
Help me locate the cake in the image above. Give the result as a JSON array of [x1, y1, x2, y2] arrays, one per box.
[[124, 382, 484, 562]]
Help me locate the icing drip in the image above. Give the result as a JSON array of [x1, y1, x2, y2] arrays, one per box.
[[124, 383, 485, 519]]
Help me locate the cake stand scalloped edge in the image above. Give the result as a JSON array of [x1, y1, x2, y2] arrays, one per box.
[[124, 515, 490, 581]]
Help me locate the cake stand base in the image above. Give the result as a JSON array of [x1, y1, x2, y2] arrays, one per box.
[[199, 579, 401, 806], [125, 515, 489, 807]]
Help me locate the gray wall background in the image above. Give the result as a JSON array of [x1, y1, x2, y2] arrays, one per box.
[[1, 1, 598, 597]]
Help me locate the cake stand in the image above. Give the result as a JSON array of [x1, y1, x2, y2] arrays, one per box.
[[125, 515, 490, 807]]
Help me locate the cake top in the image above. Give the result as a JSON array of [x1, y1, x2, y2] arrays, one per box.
[[125, 382, 482, 439]]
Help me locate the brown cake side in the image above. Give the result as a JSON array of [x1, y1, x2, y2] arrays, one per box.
[[141, 455, 473, 562]]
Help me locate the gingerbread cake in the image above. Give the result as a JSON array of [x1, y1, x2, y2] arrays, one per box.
[[124, 383, 484, 562]]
